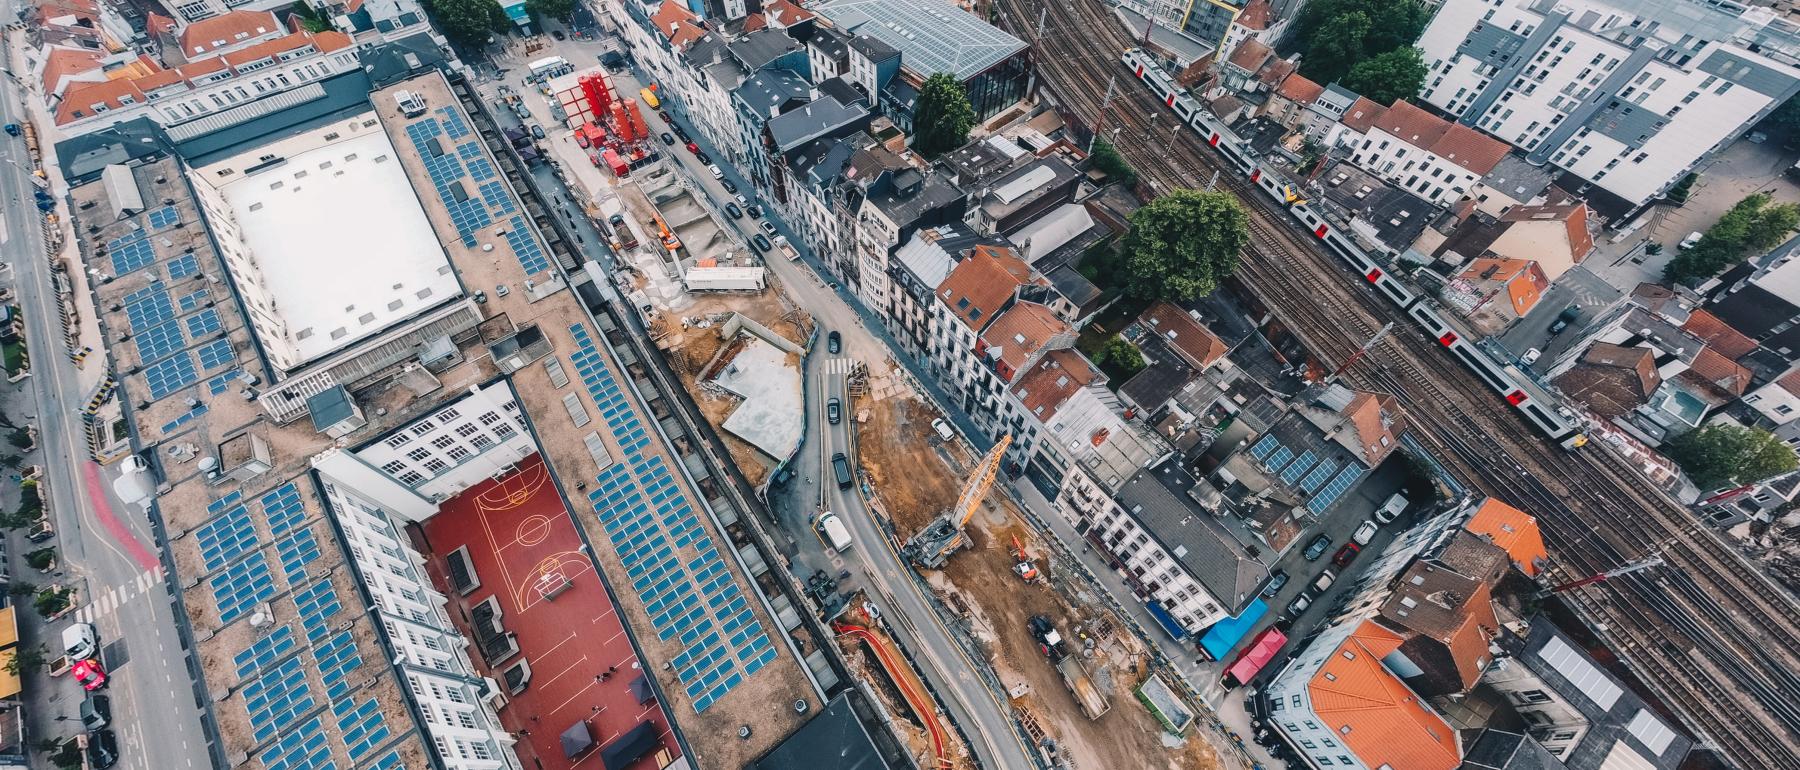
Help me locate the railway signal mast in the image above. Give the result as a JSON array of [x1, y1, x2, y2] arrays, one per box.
[[1328, 322, 1393, 381], [1535, 557, 1665, 599]]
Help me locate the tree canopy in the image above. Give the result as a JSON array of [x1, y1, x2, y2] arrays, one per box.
[[423, 0, 508, 49], [1665, 423, 1798, 490], [1664, 192, 1800, 283], [1118, 189, 1250, 300], [1090, 137, 1138, 187], [1290, 0, 1430, 87], [526, 0, 573, 20], [1342, 48, 1428, 105], [913, 73, 976, 158]]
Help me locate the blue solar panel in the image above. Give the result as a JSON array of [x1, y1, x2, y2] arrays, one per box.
[[234, 626, 296, 678], [109, 231, 156, 276], [159, 403, 207, 433], [437, 106, 470, 139], [242, 656, 315, 743], [276, 529, 320, 584], [292, 579, 342, 643], [1250, 434, 1280, 460], [178, 288, 208, 313], [1264, 446, 1294, 472], [314, 630, 363, 698], [467, 157, 496, 182], [506, 216, 550, 275], [367, 751, 406, 770], [260, 483, 306, 535], [1311, 466, 1365, 511], [210, 552, 275, 623], [135, 320, 186, 363], [333, 698, 389, 760], [479, 181, 512, 213], [167, 253, 200, 279], [185, 308, 223, 338], [1299, 459, 1340, 494], [196, 339, 234, 371], [208, 369, 241, 395], [147, 205, 180, 230], [407, 119, 496, 248], [259, 714, 334, 770], [197, 492, 257, 570], [1279, 450, 1318, 485], [144, 352, 198, 399], [123, 283, 175, 333], [568, 323, 771, 712], [456, 141, 483, 160]]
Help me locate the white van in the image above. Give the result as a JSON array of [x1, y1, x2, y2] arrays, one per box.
[[63, 623, 98, 661], [708, 164, 724, 180], [930, 418, 955, 442], [1374, 492, 1408, 524], [816, 512, 853, 552]]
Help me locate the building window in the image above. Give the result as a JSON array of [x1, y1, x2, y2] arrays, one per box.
[[479, 411, 502, 425], [431, 435, 456, 450], [406, 448, 431, 462], [493, 423, 517, 439], [398, 471, 425, 486], [1518, 689, 1552, 704], [380, 461, 407, 475], [447, 446, 471, 462], [471, 434, 495, 450]]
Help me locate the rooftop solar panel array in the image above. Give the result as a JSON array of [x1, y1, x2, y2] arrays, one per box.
[[122, 280, 232, 400], [160, 402, 208, 433], [167, 253, 200, 279], [210, 551, 275, 623], [123, 283, 175, 333], [292, 579, 343, 643], [436, 105, 470, 139], [144, 352, 198, 399], [234, 626, 297, 678], [135, 319, 186, 364], [1311, 466, 1365, 511], [333, 698, 389, 761], [403, 113, 552, 277], [276, 528, 321, 584], [467, 157, 496, 182], [259, 713, 333, 770], [186, 308, 223, 338], [197, 492, 257, 570], [108, 231, 156, 276], [148, 205, 181, 230], [568, 323, 776, 713], [197, 338, 236, 371], [242, 656, 316, 743], [314, 630, 363, 699], [405, 119, 493, 248], [208, 369, 242, 395], [178, 288, 209, 313], [478, 181, 512, 214], [1248, 433, 1367, 512], [260, 483, 306, 535], [506, 215, 550, 276]]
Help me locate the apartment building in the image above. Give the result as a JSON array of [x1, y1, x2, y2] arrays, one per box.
[[813, 0, 1029, 126], [1117, 0, 1247, 55], [1336, 96, 1512, 208], [1414, 0, 1800, 211]]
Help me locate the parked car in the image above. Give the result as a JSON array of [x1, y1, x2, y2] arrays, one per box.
[[72, 658, 107, 691], [1302, 534, 1332, 561], [931, 418, 955, 441], [747, 205, 763, 219], [760, 220, 777, 235], [753, 234, 773, 252], [707, 164, 724, 179], [1374, 493, 1407, 524], [1310, 569, 1337, 595], [695, 150, 712, 165], [529, 124, 545, 140], [828, 331, 841, 354], [86, 729, 118, 769], [725, 202, 744, 219], [1286, 594, 1312, 617], [1352, 520, 1378, 547], [828, 398, 841, 424], [832, 453, 853, 488], [1261, 570, 1289, 598], [80, 694, 111, 730], [1680, 231, 1704, 250], [1332, 543, 1361, 566], [672, 123, 689, 140], [550, 29, 565, 40], [659, 132, 675, 145], [721, 179, 738, 194], [63, 623, 98, 661], [685, 141, 699, 154]]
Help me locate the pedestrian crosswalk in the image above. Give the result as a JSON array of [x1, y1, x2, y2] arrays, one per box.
[[824, 357, 857, 375], [71, 567, 164, 624]]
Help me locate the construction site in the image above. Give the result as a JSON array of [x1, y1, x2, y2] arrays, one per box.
[[856, 392, 1225, 770]]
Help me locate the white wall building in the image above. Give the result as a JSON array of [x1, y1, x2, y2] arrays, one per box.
[[1337, 97, 1512, 207], [1414, 0, 1800, 209]]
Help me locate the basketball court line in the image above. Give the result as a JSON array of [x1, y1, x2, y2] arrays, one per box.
[[535, 650, 592, 692]]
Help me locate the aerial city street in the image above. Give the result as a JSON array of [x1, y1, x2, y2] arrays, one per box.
[[1, 0, 1799, 766]]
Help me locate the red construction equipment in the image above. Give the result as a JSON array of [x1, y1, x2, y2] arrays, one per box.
[[1010, 535, 1039, 582], [602, 148, 628, 177], [579, 73, 611, 123], [625, 100, 649, 141], [610, 102, 634, 143]]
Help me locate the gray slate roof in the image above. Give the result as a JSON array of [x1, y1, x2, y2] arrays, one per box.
[[1115, 460, 1270, 613], [816, 0, 1024, 80]]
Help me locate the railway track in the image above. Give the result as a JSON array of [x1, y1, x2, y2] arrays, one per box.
[[995, 0, 1800, 765]]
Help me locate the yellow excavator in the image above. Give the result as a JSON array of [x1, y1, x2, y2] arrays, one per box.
[[902, 434, 1010, 569]]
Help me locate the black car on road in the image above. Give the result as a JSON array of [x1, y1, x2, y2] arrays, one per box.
[[827, 331, 841, 354], [1303, 534, 1332, 561], [828, 398, 841, 424], [659, 132, 675, 145], [753, 234, 773, 252], [725, 202, 743, 219]]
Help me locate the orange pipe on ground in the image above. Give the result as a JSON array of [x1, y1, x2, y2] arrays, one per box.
[[835, 622, 952, 768]]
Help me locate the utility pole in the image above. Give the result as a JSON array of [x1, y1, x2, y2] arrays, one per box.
[[1329, 322, 1393, 380], [1087, 75, 1116, 153], [1535, 557, 1665, 598]]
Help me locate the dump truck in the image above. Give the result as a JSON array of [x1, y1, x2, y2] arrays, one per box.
[[1028, 615, 1109, 720]]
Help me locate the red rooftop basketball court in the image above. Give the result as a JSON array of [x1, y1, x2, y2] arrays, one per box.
[[418, 452, 681, 770]]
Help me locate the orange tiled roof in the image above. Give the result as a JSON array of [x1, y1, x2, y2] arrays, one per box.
[[1464, 498, 1548, 577], [1456, 258, 1546, 317], [1140, 300, 1228, 368], [981, 302, 1068, 377], [763, 0, 814, 26], [1235, 0, 1271, 30], [1309, 621, 1461, 770], [650, 1, 699, 41], [1344, 391, 1405, 466], [1340, 96, 1384, 133], [1013, 349, 1096, 422], [221, 31, 316, 66], [175, 56, 229, 79], [56, 77, 144, 124], [1227, 38, 1272, 72], [939, 244, 1031, 331], [40, 47, 104, 96], [1685, 346, 1752, 397], [742, 12, 768, 31], [179, 10, 281, 56], [1779, 368, 1800, 398], [1276, 73, 1324, 104], [1682, 309, 1757, 361], [1501, 203, 1595, 262], [1345, 98, 1510, 174]]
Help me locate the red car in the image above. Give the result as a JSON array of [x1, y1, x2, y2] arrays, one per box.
[[685, 142, 699, 154], [72, 658, 107, 691], [1332, 543, 1361, 566]]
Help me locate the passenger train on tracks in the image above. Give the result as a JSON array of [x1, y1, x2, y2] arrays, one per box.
[[1120, 48, 1586, 450]]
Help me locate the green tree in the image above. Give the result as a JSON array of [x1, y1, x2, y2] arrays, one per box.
[[1090, 137, 1138, 187], [1290, 0, 1430, 86], [1665, 423, 1799, 490], [1117, 189, 1250, 300], [33, 587, 70, 617], [1762, 94, 1800, 133], [3, 645, 44, 676], [526, 0, 573, 20], [913, 73, 976, 158], [423, 0, 508, 48], [1665, 192, 1800, 282], [290, 3, 334, 33], [1342, 48, 1428, 105]]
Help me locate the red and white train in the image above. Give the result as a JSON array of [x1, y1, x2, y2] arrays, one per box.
[[1120, 48, 1586, 450]]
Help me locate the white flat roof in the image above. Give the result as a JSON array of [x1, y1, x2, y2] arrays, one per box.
[[199, 121, 459, 365]]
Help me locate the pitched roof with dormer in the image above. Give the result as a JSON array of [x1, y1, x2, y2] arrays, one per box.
[[1309, 621, 1462, 770], [1012, 349, 1097, 422], [1140, 301, 1228, 368], [178, 10, 281, 57], [1276, 73, 1324, 105], [1681, 309, 1757, 361], [1343, 391, 1406, 466], [1463, 498, 1548, 577], [1234, 0, 1271, 30], [937, 244, 1032, 331], [1342, 98, 1510, 174]]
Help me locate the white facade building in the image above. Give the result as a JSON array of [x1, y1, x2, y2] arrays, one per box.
[[1415, 0, 1800, 209], [1337, 97, 1512, 207]]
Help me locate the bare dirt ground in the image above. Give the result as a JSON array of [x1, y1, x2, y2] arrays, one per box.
[[651, 288, 811, 485], [856, 394, 1223, 770]]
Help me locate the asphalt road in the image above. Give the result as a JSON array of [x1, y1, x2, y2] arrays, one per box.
[[0, 33, 211, 770]]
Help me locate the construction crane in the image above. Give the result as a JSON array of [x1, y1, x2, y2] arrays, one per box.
[[903, 435, 1010, 569], [1534, 557, 1664, 599]]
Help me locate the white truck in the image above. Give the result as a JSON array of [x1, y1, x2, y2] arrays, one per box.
[[816, 511, 853, 552]]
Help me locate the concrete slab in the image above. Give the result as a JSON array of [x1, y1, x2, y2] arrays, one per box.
[[712, 337, 803, 462]]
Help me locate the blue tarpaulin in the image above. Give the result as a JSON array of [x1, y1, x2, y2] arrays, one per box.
[[1199, 599, 1269, 660], [1146, 601, 1188, 641]]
